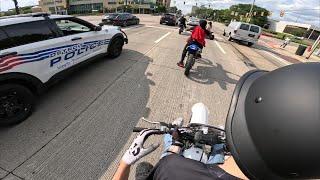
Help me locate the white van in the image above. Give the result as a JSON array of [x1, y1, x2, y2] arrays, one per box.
[[223, 21, 261, 46]]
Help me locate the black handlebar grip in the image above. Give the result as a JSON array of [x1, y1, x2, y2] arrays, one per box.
[[133, 127, 147, 132]]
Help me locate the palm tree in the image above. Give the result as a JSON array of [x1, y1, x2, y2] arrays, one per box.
[[12, 0, 20, 14]]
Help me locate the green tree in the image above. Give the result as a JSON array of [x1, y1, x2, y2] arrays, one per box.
[[168, 6, 177, 13], [12, 0, 20, 14], [229, 4, 269, 26], [155, 5, 166, 13], [192, 4, 269, 27]]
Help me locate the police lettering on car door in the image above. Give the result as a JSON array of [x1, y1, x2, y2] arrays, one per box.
[[49, 39, 110, 69]]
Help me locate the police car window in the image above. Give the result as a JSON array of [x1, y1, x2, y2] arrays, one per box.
[[250, 26, 260, 33], [3, 20, 55, 48], [240, 24, 250, 31], [55, 19, 91, 35], [0, 29, 12, 50]]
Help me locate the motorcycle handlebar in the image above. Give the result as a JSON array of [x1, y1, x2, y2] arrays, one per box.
[[133, 127, 222, 145], [133, 127, 148, 132]]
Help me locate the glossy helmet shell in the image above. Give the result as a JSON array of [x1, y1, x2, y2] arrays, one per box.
[[225, 63, 320, 179]]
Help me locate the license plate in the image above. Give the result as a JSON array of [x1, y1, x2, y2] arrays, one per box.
[[107, 20, 110, 22], [248, 34, 255, 37], [165, 20, 168, 22]]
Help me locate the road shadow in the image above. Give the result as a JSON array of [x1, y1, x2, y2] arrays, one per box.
[[188, 59, 238, 90], [179, 31, 192, 36], [0, 50, 154, 180]]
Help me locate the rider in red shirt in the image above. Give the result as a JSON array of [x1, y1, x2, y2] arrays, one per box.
[[177, 19, 208, 67]]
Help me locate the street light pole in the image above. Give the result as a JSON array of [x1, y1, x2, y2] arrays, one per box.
[[247, 0, 255, 23], [91, 0, 94, 12], [53, 0, 58, 14]]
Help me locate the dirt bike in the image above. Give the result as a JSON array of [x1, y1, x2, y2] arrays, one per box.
[[133, 103, 228, 164], [184, 43, 202, 76], [207, 32, 215, 40], [178, 23, 185, 34]]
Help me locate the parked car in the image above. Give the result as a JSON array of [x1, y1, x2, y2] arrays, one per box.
[[101, 13, 119, 25], [0, 13, 128, 125], [223, 21, 262, 46], [160, 13, 178, 26], [102, 13, 139, 27], [187, 17, 199, 26]]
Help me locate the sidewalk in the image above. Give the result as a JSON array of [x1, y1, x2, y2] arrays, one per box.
[[258, 35, 320, 64]]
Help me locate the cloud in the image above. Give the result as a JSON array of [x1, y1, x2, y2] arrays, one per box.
[[172, 0, 320, 26]]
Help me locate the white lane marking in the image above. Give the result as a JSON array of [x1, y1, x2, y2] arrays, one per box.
[[146, 25, 177, 30], [214, 40, 226, 54], [154, 32, 171, 43], [264, 51, 292, 65], [214, 36, 224, 41]]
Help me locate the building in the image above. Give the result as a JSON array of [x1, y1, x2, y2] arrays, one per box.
[[39, 0, 68, 14], [267, 19, 320, 40], [191, 6, 199, 15], [69, 0, 105, 14], [156, 0, 171, 8], [39, 0, 158, 14]]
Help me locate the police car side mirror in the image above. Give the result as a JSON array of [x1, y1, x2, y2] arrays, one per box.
[[94, 26, 102, 31]]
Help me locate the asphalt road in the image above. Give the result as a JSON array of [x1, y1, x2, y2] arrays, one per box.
[[0, 15, 284, 180]]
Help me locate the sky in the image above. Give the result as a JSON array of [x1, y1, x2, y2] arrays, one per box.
[[172, 0, 320, 26], [0, 0, 319, 26]]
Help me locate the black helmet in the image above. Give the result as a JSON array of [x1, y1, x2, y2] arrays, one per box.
[[225, 63, 320, 179], [199, 19, 207, 30]]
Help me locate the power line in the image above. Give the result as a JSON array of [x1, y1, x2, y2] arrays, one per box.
[[284, 8, 320, 12]]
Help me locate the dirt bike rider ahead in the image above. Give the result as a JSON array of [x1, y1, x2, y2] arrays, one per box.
[[177, 19, 209, 68], [113, 63, 320, 180], [178, 15, 187, 29]]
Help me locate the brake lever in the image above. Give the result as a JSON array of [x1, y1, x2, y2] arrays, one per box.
[[140, 117, 160, 124]]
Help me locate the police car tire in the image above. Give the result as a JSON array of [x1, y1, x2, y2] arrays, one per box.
[[108, 37, 124, 58], [0, 84, 35, 126]]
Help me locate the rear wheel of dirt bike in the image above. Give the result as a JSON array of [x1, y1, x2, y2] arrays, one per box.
[[184, 54, 194, 76]]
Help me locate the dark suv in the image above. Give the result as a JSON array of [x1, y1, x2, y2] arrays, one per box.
[[160, 13, 177, 26]]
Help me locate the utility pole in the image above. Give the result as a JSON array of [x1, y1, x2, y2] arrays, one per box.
[[306, 34, 320, 59], [53, 0, 58, 14], [247, 0, 255, 23], [125, 0, 128, 12], [307, 28, 315, 39]]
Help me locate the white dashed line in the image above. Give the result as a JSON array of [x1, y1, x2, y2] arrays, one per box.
[[146, 25, 177, 30], [155, 32, 171, 43], [264, 51, 292, 65], [214, 40, 226, 54]]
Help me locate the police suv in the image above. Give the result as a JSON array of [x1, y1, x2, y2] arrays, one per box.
[[0, 13, 128, 125]]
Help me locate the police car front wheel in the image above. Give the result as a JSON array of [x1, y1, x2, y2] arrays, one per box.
[[108, 37, 124, 58], [0, 84, 35, 126]]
